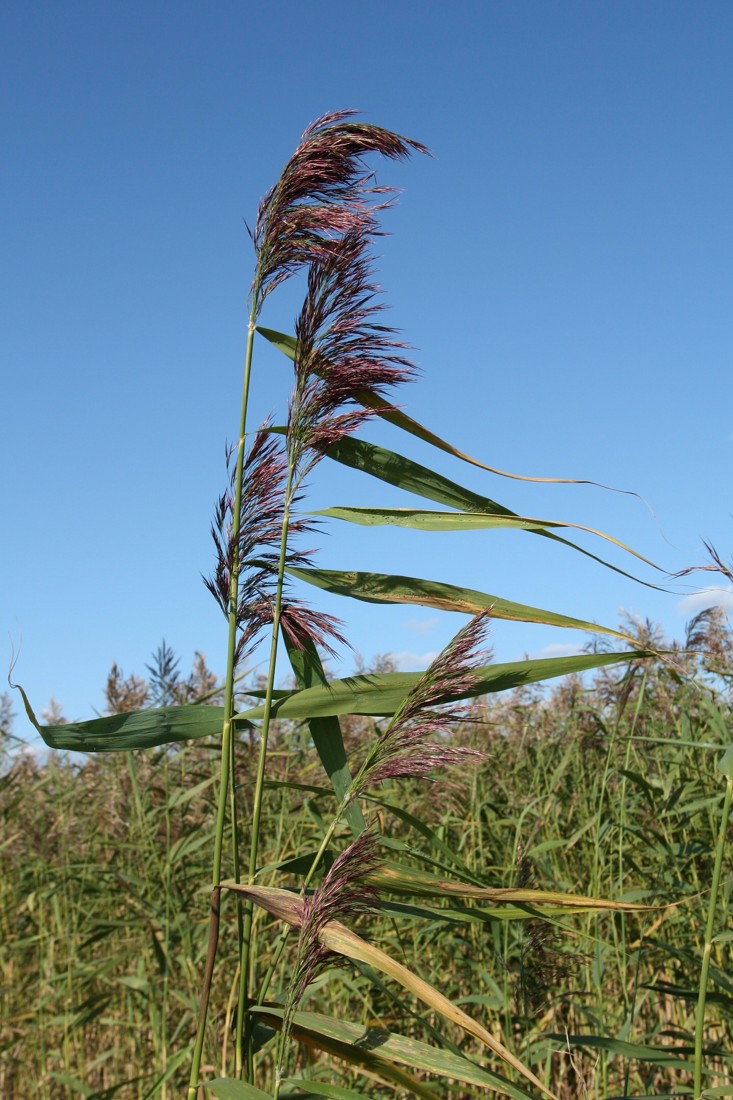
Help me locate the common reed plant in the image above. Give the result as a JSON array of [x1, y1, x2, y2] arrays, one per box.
[[12, 113, 733, 1099]]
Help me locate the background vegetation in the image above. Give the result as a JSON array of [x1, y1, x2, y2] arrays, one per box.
[[3, 608, 732, 1099]]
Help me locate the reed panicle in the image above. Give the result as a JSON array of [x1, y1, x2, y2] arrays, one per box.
[[252, 110, 428, 311], [287, 228, 415, 486], [204, 426, 345, 665], [292, 830, 381, 1007], [352, 608, 492, 794]]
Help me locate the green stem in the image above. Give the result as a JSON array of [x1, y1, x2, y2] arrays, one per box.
[[693, 764, 733, 1098], [187, 302, 257, 1100], [238, 471, 294, 1079]]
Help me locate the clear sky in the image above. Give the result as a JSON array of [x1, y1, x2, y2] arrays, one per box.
[[3, 1, 732, 745]]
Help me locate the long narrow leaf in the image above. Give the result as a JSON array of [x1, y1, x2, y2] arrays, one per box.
[[321, 436, 667, 588], [236, 651, 649, 724], [13, 682, 226, 752], [283, 631, 366, 837], [255, 1007, 540, 1100], [286, 564, 633, 643], [322, 436, 663, 569], [257, 325, 645, 497], [226, 884, 555, 1098], [370, 861, 655, 911]]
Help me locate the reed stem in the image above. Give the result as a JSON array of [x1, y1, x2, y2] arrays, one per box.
[[187, 301, 257, 1100]]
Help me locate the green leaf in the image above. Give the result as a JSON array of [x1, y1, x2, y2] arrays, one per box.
[[545, 1033, 695, 1070], [279, 1081, 369, 1100], [324, 435, 515, 515], [13, 682, 226, 752], [282, 630, 365, 837], [286, 564, 631, 642], [140, 1048, 191, 1100], [236, 651, 648, 723], [321, 435, 665, 588], [202, 1080, 273, 1100], [226, 885, 553, 1097], [370, 860, 653, 911], [717, 745, 733, 780], [256, 324, 642, 495], [316, 506, 553, 532], [333, 433, 639, 539], [253, 1006, 543, 1100]]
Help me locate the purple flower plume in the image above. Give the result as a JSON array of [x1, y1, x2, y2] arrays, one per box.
[[252, 111, 428, 313], [289, 830, 381, 1009], [287, 229, 415, 482], [356, 610, 493, 792], [204, 425, 345, 663]]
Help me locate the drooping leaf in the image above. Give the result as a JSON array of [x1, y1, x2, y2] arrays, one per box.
[[278, 1080, 370, 1099], [257, 324, 645, 496], [320, 436, 666, 587], [254, 1006, 543, 1100], [544, 1032, 697, 1072], [282, 630, 366, 837], [236, 651, 649, 724], [286, 564, 633, 643], [369, 861, 655, 911], [14, 682, 226, 752], [224, 883, 555, 1098]]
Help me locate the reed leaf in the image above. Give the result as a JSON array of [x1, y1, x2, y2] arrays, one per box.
[[225, 884, 555, 1098], [285, 564, 634, 642], [254, 1007, 543, 1100], [258, 325, 645, 495], [369, 861, 655, 911], [14, 682, 225, 752], [203, 1080, 273, 1100], [282, 631, 366, 838], [237, 651, 651, 723]]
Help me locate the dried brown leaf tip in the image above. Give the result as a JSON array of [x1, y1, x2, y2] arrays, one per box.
[[252, 110, 428, 312], [355, 610, 493, 793]]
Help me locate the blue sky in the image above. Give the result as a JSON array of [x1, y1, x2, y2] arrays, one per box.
[[3, 1, 732, 744]]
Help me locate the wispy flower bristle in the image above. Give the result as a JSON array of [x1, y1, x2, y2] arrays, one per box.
[[354, 610, 493, 792], [203, 423, 345, 664], [287, 229, 415, 483], [252, 111, 428, 312], [290, 830, 381, 1008]]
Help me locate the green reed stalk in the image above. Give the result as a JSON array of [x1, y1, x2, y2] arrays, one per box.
[[693, 743, 733, 1099], [187, 302, 258, 1100]]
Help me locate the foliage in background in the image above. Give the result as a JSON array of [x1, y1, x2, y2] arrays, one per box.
[[2, 622, 733, 1098]]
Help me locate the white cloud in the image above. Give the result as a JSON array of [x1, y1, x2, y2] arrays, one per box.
[[392, 649, 440, 671], [677, 586, 733, 617], [526, 643, 584, 661], [403, 617, 440, 636]]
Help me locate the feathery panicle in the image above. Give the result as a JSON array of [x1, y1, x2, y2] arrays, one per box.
[[354, 610, 493, 792], [514, 843, 572, 1018], [287, 229, 415, 484], [204, 424, 344, 663], [289, 830, 381, 1010], [252, 111, 428, 312]]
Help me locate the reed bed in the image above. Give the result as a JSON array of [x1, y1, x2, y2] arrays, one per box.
[[3, 622, 733, 1098]]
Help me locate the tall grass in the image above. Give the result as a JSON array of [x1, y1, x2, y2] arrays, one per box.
[[3, 633, 733, 1097], [8, 114, 733, 1098]]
